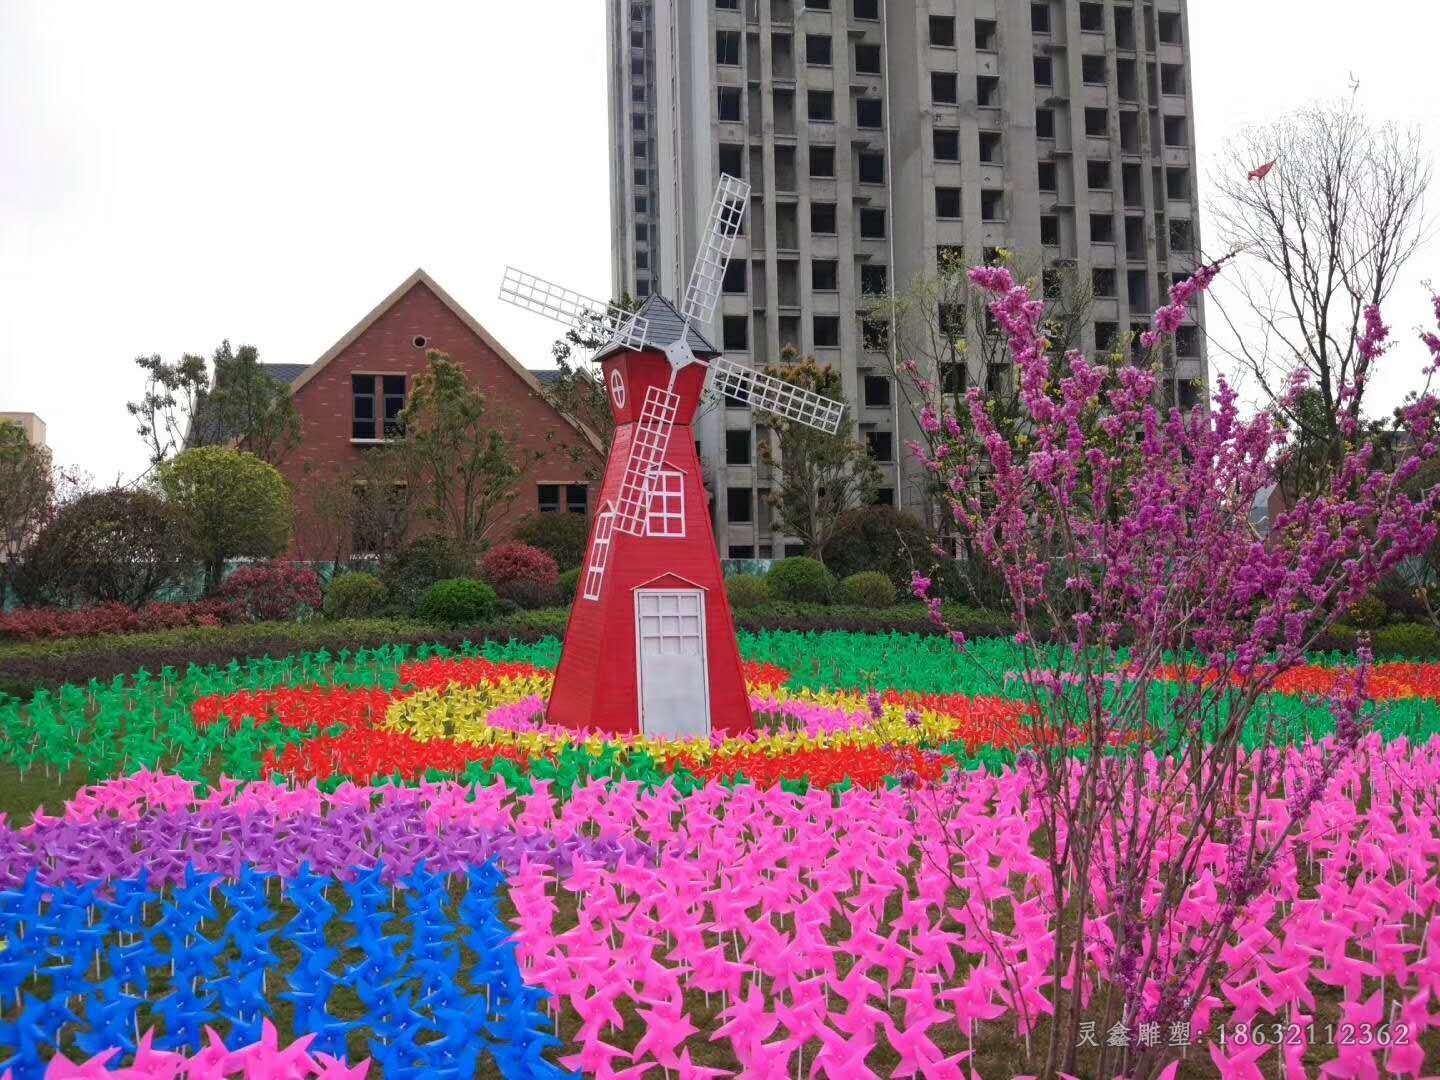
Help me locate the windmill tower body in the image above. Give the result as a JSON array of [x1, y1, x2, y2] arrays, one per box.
[[547, 321, 752, 737], [496, 174, 844, 739]]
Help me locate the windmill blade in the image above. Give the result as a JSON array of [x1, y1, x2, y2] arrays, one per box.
[[706, 355, 845, 435], [614, 385, 681, 535], [499, 267, 650, 351], [680, 173, 751, 328]]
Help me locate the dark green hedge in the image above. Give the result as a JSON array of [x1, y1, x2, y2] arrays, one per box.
[[0, 613, 571, 699]]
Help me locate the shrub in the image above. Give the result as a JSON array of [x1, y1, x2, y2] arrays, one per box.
[[0, 617, 567, 698], [13, 488, 199, 608], [418, 579, 499, 625], [1374, 573, 1429, 623], [839, 571, 896, 609], [324, 572, 387, 620], [556, 567, 583, 604], [513, 513, 591, 571], [0, 598, 238, 642], [381, 536, 472, 615], [821, 507, 935, 588], [1340, 591, 1389, 630], [216, 562, 323, 623], [156, 447, 293, 593], [726, 574, 770, 609], [1372, 621, 1440, 659], [481, 542, 560, 609], [766, 558, 837, 604]]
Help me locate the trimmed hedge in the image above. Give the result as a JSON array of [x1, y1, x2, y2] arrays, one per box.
[[839, 571, 897, 609], [418, 579, 500, 625], [766, 558, 837, 604], [0, 612, 572, 700], [1373, 622, 1440, 659], [323, 573, 387, 620], [726, 575, 770, 610]]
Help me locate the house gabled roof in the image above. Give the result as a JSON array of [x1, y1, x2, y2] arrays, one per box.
[[287, 268, 604, 455], [262, 363, 310, 385], [593, 294, 721, 365]]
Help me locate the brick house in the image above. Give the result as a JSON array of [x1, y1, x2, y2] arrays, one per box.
[[267, 268, 603, 560]]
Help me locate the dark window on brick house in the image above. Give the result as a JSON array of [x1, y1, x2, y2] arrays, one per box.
[[352, 374, 407, 441], [538, 484, 589, 514]]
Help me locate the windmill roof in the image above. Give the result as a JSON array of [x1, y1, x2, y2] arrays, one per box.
[[594, 294, 721, 364]]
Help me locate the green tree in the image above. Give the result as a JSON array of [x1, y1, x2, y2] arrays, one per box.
[[397, 351, 522, 558], [0, 420, 55, 593], [190, 340, 302, 464], [156, 446, 293, 592], [126, 352, 209, 467], [14, 488, 198, 607], [757, 353, 880, 562]]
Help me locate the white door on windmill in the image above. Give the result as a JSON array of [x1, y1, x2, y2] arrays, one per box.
[[635, 589, 710, 739]]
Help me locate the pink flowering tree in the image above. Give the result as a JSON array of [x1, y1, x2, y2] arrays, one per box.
[[907, 261, 1440, 1079]]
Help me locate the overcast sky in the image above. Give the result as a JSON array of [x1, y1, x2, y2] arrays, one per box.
[[2, 1, 1438, 482]]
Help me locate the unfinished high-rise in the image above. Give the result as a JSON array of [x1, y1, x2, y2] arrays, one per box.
[[607, 0, 1206, 557]]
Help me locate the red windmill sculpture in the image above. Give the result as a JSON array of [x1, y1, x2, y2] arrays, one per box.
[[498, 174, 844, 737]]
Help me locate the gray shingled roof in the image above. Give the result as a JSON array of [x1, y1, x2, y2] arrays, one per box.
[[528, 369, 563, 387], [262, 363, 310, 385], [594, 294, 720, 364]]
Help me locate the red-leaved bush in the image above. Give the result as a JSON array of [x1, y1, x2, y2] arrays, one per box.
[[0, 599, 238, 642], [480, 542, 559, 608], [215, 562, 323, 623]]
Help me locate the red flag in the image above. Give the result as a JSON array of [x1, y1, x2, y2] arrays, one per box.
[[1248, 160, 1277, 182]]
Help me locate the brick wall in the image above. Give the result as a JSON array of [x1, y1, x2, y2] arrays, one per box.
[[281, 278, 602, 559]]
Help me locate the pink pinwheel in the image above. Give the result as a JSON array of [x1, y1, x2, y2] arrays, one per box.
[[630, 1002, 699, 1070], [773, 979, 829, 1047], [883, 1013, 946, 1078], [559, 1035, 631, 1077], [712, 979, 778, 1062], [1208, 1037, 1274, 1080], [189, 1026, 240, 1078], [910, 920, 963, 978], [831, 964, 887, 1036], [230, 1020, 317, 1080], [43, 1048, 122, 1078], [673, 1047, 728, 1079], [1385, 988, 1437, 1077], [1321, 989, 1385, 1079], [1280, 1015, 1312, 1080], [126, 1031, 189, 1080], [941, 962, 1008, 1037], [1190, 993, 1223, 1034], [811, 1023, 881, 1080], [1262, 949, 1319, 1014], [572, 981, 628, 1043], [313, 1054, 371, 1079], [917, 1049, 975, 1080], [1222, 974, 1278, 1027]]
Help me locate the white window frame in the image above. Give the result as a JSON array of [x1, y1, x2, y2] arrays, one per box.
[[583, 508, 616, 601], [645, 467, 686, 538]]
